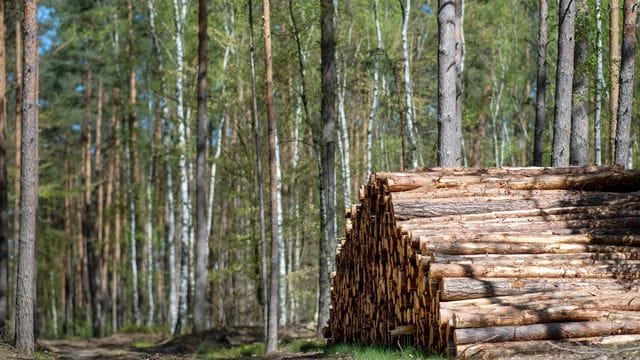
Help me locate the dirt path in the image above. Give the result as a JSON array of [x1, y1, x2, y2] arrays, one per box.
[[39, 333, 172, 359]]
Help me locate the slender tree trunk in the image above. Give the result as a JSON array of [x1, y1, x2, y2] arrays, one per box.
[[533, 0, 548, 166], [248, 0, 268, 340], [63, 158, 73, 336], [261, 0, 280, 352], [14, 0, 38, 353], [455, 0, 464, 163], [614, 0, 638, 166], [82, 70, 103, 338], [11, 1, 22, 336], [95, 83, 108, 327], [401, 0, 418, 169], [111, 88, 122, 332], [172, 0, 190, 335], [0, 0, 8, 338], [193, 0, 209, 333], [595, 0, 604, 165], [570, 1, 589, 166], [318, 0, 337, 335], [367, 0, 383, 175], [610, 0, 621, 163], [552, 0, 576, 167], [437, 0, 461, 166]]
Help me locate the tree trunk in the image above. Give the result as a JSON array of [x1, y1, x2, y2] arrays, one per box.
[[552, 0, 576, 167], [614, 0, 638, 166], [455, 0, 464, 164], [172, 0, 190, 336], [318, 0, 337, 336], [15, 0, 38, 353], [595, 0, 604, 165], [82, 69, 102, 338], [610, 0, 621, 163], [248, 0, 268, 340], [111, 88, 122, 332], [193, 0, 209, 333], [366, 0, 383, 176], [402, 0, 418, 169], [437, 0, 461, 166], [12, 0, 22, 335], [570, 0, 589, 166], [261, 0, 279, 352], [533, 0, 548, 166], [0, 0, 7, 337]]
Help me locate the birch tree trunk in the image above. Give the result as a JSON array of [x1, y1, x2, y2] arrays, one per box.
[[610, 0, 621, 163], [193, 0, 209, 333], [15, 0, 38, 353], [552, 0, 576, 167], [595, 0, 604, 165], [334, 4, 351, 211], [261, 0, 280, 352], [570, 0, 589, 166], [318, 0, 337, 335], [172, 0, 190, 335], [367, 0, 383, 175], [402, 0, 418, 169], [248, 0, 268, 340], [275, 133, 286, 327], [533, 0, 547, 166], [146, 0, 178, 331], [111, 88, 122, 332], [438, 0, 461, 166], [614, 0, 638, 167], [0, 0, 7, 337]]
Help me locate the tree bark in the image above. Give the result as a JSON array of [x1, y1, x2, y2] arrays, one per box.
[[193, 0, 209, 334], [318, 0, 337, 336], [172, 0, 190, 335], [366, 0, 383, 175], [402, 0, 418, 169], [533, 0, 548, 166], [595, 0, 604, 165], [437, 0, 461, 166], [0, 0, 7, 337], [552, 0, 576, 167], [610, 0, 621, 163], [614, 0, 638, 166], [11, 1, 22, 335], [261, 0, 280, 352], [15, 0, 38, 353], [570, 0, 589, 166], [248, 0, 268, 341]]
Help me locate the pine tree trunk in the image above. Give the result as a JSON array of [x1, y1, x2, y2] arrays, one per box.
[[402, 0, 418, 169], [595, 0, 604, 165], [552, 0, 576, 167], [438, 0, 461, 166], [111, 88, 122, 332], [610, 0, 621, 163], [533, 0, 547, 166], [318, 0, 337, 336], [614, 0, 638, 166], [193, 0, 209, 333], [0, 0, 8, 337], [15, 0, 38, 353], [570, 0, 589, 166]]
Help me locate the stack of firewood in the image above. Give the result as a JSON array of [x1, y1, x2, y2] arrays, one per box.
[[326, 166, 640, 358]]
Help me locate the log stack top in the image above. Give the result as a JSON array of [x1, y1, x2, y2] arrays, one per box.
[[328, 166, 640, 358]]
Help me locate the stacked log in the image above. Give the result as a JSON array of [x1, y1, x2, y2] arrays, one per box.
[[326, 166, 640, 358]]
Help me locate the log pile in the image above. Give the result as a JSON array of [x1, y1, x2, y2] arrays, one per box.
[[326, 166, 640, 358]]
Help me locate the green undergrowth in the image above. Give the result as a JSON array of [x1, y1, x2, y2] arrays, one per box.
[[197, 341, 265, 359], [120, 323, 169, 335], [283, 338, 443, 359]]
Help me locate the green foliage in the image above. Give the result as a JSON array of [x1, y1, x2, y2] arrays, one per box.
[[197, 341, 265, 359]]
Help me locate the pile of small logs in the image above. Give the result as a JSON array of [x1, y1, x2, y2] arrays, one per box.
[[326, 166, 640, 358]]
